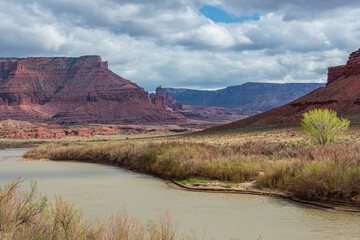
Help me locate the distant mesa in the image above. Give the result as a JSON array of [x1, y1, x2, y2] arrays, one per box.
[[163, 83, 324, 112], [159, 83, 324, 121], [149, 85, 248, 121], [149, 83, 322, 122], [205, 48, 360, 132], [0, 56, 186, 125]]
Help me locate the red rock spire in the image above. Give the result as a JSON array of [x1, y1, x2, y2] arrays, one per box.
[[151, 85, 166, 109]]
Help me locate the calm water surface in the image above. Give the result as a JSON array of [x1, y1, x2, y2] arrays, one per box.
[[0, 148, 359, 240]]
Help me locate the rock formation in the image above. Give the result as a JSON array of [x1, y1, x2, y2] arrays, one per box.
[[165, 92, 176, 106], [327, 65, 346, 86], [165, 91, 183, 111], [151, 86, 247, 121], [204, 48, 360, 132], [0, 119, 193, 139], [0, 56, 185, 125], [151, 85, 166, 109], [327, 50, 360, 85], [150, 85, 183, 111]]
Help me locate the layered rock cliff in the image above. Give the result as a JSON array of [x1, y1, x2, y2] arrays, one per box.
[[0, 56, 185, 124], [327, 49, 360, 86], [205, 48, 360, 132]]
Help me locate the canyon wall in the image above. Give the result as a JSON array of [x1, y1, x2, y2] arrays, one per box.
[[327, 49, 360, 86], [0, 56, 185, 125], [205, 48, 360, 132]]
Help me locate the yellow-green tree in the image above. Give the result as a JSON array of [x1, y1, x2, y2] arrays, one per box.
[[301, 108, 350, 145]]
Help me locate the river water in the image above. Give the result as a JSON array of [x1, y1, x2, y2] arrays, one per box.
[[0, 148, 359, 240]]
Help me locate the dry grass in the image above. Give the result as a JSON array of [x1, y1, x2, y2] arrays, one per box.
[[0, 141, 44, 150], [0, 180, 205, 240], [25, 141, 268, 182], [258, 143, 360, 204], [25, 139, 360, 206]]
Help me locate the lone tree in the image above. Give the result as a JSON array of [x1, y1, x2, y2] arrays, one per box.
[[301, 108, 350, 145]]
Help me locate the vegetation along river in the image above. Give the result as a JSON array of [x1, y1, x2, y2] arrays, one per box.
[[0, 148, 359, 240]]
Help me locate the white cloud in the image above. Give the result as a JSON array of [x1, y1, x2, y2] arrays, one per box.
[[0, 0, 359, 91]]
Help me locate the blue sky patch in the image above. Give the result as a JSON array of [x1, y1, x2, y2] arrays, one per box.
[[200, 5, 260, 23]]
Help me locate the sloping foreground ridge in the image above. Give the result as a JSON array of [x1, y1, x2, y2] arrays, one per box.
[[205, 48, 360, 132], [0, 56, 185, 124]]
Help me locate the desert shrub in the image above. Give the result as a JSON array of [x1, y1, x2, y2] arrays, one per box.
[[0, 180, 49, 239], [258, 159, 360, 204], [257, 160, 301, 189], [0, 181, 186, 240], [301, 108, 350, 145]]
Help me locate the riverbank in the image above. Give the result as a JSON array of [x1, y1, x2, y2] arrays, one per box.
[[4, 147, 360, 240], [168, 180, 360, 215], [24, 140, 360, 209], [20, 152, 360, 214]]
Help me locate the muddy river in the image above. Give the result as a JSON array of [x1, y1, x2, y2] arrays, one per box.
[[0, 148, 359, 240]]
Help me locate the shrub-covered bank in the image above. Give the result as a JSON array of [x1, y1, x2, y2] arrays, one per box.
[[24, 141, 360, 206]]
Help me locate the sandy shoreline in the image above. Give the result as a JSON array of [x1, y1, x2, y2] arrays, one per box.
[[21, 158, 49, 162], [167, 180, 360, 215]]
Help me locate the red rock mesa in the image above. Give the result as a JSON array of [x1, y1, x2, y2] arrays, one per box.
[[0, 56, 185, 124]]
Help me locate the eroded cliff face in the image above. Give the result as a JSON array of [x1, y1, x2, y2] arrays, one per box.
[[205, 48, 360, 132], [327, 65, 346, 86], [0, 56, 186, 124], [327, 49, 360, 86], [345, 49, 360, 77]]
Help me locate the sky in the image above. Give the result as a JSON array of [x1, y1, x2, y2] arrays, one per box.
[[1, 0, 360, 91]]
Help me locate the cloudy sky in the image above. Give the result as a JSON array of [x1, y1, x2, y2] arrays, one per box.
[[1, 0, 359, 91]]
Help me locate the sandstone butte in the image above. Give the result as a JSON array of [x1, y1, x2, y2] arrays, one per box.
[[204, 48, 360, 132], [0, 56, 186, 125]]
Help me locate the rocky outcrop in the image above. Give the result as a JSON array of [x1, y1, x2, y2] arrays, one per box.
[[204, 48, 360, 132], [0, 56, 186, 125], [327, 65, 346, 85], [165, 92, 177, 109], [345, 49, 360, 77], [151, 85, 166, 109], [5, 127, 101, 139], [0, 120, 194, 139], [165, 91, 183, 111], [165, 92, 175, 105], [0, 120, 95, 139], [327, 49, 360, 86], [150, 85, 183, 111]]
